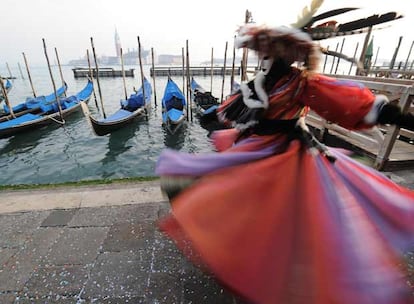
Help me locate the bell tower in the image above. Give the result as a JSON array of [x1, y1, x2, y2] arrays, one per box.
[[114, 27, 121, 57]]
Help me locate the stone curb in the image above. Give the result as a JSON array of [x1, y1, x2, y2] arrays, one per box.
[[0, 181, 166, 214]]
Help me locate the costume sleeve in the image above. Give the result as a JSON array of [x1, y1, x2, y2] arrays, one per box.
[[301, 74, 375, 130]]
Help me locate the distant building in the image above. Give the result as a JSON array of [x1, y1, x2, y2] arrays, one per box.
[[68, 29, 150, 66], [122, 49, 151, 65], [68, 57, 90, 66], [158, 54, 182, 65], [115, 28, 121, 58], [200, 55, 259, 66], [101, 55, 120, 65]]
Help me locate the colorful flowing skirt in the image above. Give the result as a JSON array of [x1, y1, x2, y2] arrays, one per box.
[[155, 129, 414, 304]]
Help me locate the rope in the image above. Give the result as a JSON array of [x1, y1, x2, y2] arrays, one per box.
[[49, 116, 66, 125]]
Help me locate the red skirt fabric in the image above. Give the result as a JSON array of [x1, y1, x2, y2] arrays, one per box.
[[159, 141, 414, 304]]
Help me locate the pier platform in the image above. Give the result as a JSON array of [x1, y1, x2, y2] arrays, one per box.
[[72, 67, 135, 78], [150, 66, 241, 77], [306, 74, 414, 171]]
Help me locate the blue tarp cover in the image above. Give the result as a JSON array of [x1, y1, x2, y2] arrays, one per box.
[[121, 78, 152, 111], [162, 78, 186, 111], [3, 83, 67, 113], [0, 113, 42, 129], [190, 78, 206, 93], [98, 109, 133, 122], [203, 105, 218, 115], [75, 81, 93, 101], [163, 108, 184, 123], [0, 80, 92, 131]]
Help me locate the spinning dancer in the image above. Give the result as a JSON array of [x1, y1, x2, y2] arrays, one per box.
[[156, 2, 414, 303]]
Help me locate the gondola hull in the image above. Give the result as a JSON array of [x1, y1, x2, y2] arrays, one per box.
[[83, 77, 152, 136], [162, 77, 187, 134], [88, 107, 148, 136], [0, 83, 68, 120], [190, 77, 219, 117], [0, 81, 92, 139]]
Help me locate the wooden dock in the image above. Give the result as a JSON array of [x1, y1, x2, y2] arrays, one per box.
[[72, 67, 135, 78], [366, 68, 414, 80], [150, 66, 241, 77], [305, 74, 414, 171]]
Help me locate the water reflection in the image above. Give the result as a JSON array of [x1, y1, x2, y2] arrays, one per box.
[[101, 122, 141, 166], [0, 125, 53, 155], [163, 122, 187, 150], [0, 66, 227, 185], [0, 107, 86, 155]]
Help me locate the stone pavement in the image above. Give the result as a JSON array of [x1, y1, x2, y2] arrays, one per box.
[[0, 181, 245, 304], [0, 174, 413, 303]]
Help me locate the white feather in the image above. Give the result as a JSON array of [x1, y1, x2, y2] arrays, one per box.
[[291, 0, 324, 29]]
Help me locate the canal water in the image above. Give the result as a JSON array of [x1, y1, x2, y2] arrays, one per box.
[[0, 64, 232, 186]]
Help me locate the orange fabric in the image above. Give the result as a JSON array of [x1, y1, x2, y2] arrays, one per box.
[[159, 67, 414, 303], [301, 74, 375, 129], [160, 142, 330, 303], [159, 141, 411, 303]]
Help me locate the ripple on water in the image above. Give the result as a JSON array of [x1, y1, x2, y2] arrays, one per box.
[[0, 67, 231, 185]]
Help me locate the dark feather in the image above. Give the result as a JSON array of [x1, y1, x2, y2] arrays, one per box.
[[302, 7, 359, 29], [308, 11, 403, 41], [337, 12, 403, 32], [310, 27, 372, 40]]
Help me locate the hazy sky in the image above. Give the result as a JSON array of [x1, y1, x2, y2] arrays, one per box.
[[0, 0, 413, 68]]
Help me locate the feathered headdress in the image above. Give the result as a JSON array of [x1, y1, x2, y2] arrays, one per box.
[[235, 0, 403, 71]]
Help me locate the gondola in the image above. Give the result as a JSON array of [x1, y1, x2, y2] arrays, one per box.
[[0, 83, 68, 121], [0, 79, 12, 103], [190, 77, 219, 116], [162, 77, 186, 133], [82, 77, 152, 136], [0, 80, 92, 139]]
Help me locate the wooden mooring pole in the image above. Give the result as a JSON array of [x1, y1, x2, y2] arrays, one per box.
[[389, 36, 403, 69], [42, 38, 64, 123], [22, 52, 37, 97], [151, 48, 157, 107], [210, 47, 214, 92], [220, 41, 228, 103], [54, 48, 67, 97], [90, 37, 106, 119], [230, 36, 236, 95], [86, 49, 99, 109], [0, 77, 15, 118]]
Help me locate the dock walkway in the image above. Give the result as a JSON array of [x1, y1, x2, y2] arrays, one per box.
[[306, 74, 414, 170], [72, 67, 135, 78]]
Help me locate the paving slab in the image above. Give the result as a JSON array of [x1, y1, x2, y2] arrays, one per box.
[[40, 209, 78, 227], [0, 211, 50, 247], [43, 227, 109, 266], [102, 222, 155, 253], [22, 265, 89, 298]]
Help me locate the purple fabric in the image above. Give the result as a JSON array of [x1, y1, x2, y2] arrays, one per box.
[[329, 150, 414, 251], [155, 145, 278, 176], [313, 152, 409, 303]]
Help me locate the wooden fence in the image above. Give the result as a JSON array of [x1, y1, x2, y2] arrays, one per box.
[[305, 74, 414, 170]]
